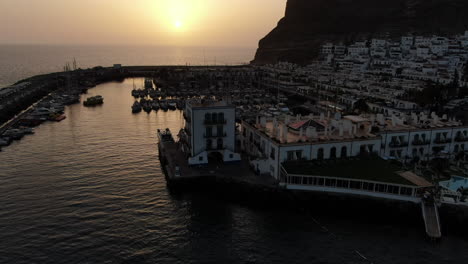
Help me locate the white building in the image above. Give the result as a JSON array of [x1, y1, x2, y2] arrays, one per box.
[[241, 113, 468, 180], [181, 99, 241, 165]]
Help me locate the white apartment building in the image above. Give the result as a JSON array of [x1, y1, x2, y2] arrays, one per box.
[[180, 99, 241, 166], [241, 113, 468, 180]]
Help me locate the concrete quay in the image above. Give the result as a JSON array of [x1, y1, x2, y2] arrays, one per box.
[[158, 140, 277, 189]]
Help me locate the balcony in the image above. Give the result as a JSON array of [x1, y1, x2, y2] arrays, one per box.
[[389, 141, 409, 148], [207, 146, 225, 151], [434, 138, 452, 144], [204, 119, 227, 125], [455, 136, 468, 143], [412, 140, 430, 146], [204, 132, 227, 138]]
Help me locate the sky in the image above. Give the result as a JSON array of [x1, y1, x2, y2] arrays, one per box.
[[0, 0, 286, 47]]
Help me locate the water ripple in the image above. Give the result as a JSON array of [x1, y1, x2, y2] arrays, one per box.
[[1, 79, 468, 263]]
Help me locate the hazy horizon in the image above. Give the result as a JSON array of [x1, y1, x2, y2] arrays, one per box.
[[0, 0, 286, 48]]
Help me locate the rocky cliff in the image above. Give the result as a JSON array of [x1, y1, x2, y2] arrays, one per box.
[[252, 0, 468, 65]]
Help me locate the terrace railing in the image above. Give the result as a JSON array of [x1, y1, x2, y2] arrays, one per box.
[[455, 136, 468, 143], [412, 139, 430, 146], [204, 119, 227, 125], [434, 138, 452, 144], [389, 141, 409, 148], [203, 132, 227, 138]]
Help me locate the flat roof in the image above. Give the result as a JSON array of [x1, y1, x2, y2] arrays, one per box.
[[187, 100, 234, 109], [250, 119, 377, 144], [398, 171, 433, 187]]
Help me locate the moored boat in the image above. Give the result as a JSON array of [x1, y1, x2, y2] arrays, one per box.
[[143, 103, 152, 113], [132, 101, 142, 113], [168, 100, 177, 110], [159, 100, 169, 111], [152, 101, 160, 111], [83, 95, 104, 107], [3, 129, 25, 140]]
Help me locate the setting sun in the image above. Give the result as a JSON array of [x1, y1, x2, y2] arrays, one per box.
[[174, 20, 183, 29]]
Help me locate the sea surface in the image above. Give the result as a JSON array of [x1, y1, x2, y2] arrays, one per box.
[[0, 45, 255, 87], [1, 79, 468, 263]]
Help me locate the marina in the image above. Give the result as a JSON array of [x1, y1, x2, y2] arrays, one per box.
[[0, 64, 468, 239], [2, 68, 468, 240], [3, 0, 468, 262], [2, 77, 468, 263]]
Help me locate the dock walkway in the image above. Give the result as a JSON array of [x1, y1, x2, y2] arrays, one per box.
[[422, 200, 442, 239]]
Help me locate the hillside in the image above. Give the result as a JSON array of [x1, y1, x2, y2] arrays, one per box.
[[252, 0, 468, 65]]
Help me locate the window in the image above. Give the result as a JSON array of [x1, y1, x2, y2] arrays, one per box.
[[360, 145, 368, 154], [217, 138, 223, 149], [287, 150, 303, 161], [341, 146, 347, 158], [199, 156, 203, 161], [206, 139, 212, 150], [330, 147, 337, 159], [296, 151, 302, 160], [205, 113, 211, 122], [217, 125, 223, 137], [350, 181, 361, 189], [363, 182, 375, 191], [401, 187, 413, 196], [211, 113, 217, 123], [325, 179, 336, 187], [318, 178, 324, 186], [229, 154, 233, 159], [206, 126, 213, 137], [376, 184, 386, 193], [270, 148, 276, 160], [218, 112, 224, 122], [317, 148, 324, 160]]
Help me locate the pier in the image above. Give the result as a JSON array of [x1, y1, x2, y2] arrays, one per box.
[[422, 200, 442, 239]]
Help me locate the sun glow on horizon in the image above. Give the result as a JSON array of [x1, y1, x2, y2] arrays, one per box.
[[174, 20, 183, 29], [156, 0, 202, 33], [0, 0, 287, 46]]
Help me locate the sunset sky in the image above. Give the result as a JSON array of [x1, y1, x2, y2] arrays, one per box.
[[0, 0, 286, 47]]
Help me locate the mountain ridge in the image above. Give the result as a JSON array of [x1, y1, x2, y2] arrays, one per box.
[[252, 0, 468, 65]]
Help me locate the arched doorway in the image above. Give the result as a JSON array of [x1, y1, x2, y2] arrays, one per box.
[[208, 152, 224, 165]]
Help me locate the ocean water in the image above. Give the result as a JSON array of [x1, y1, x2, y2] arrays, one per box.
[[1, 79, 468, 263], [0, 45, 255, 87]]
